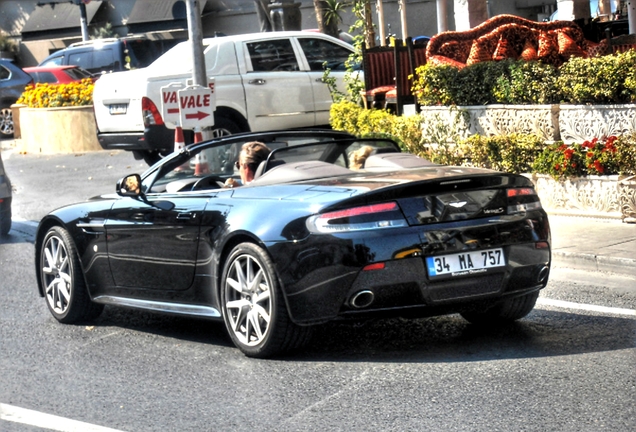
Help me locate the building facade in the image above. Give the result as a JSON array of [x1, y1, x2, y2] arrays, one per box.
[[0, 0, 613, 67]]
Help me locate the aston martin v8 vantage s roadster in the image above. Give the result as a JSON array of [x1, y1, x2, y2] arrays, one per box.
[[35, 130, 551, 358]]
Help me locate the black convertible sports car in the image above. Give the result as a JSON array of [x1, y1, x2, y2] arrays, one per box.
[[35, 130, 551, 358]]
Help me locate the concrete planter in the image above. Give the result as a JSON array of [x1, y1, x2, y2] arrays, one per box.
[[18, 106, 102, 154], [525, 173, 636, 222], [419, 104, 636, 144], [419, 104, 560, 142], [558, 104, 636, 144]]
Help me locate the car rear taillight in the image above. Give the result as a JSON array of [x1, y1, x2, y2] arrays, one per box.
[[506, 187, 542, 215], [141, 97, 164, 126], [306, 202, 408, 233]]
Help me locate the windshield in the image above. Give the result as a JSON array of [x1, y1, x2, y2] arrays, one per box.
[[142, 133, 401, 194]]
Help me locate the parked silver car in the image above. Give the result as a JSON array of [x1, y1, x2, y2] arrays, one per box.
[[0, 149, 11, 236]]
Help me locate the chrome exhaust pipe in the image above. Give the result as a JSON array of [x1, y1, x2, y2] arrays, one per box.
[[349, 290, 375, 309], [537, 266, 550, 284]]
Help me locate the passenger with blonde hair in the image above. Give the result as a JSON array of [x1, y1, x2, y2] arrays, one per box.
[[349, 145, 375, 170]]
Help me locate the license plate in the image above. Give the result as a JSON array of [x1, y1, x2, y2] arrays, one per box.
[[109, 104, 127, 115], [426, 248, 505, 278]]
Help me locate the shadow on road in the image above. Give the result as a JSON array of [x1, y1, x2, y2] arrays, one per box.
[[77, 305, 635, 363]]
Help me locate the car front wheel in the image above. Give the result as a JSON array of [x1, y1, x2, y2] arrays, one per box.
[[220, 242, 311, 358], [460, 291, 540, 325], [40, 226, 103, 323]]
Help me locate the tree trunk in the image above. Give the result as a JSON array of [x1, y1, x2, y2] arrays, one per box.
[[313, 0, 339, 38]]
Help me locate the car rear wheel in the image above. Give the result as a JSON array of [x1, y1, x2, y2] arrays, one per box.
[[460, 291, 540, 325], [221, 242, 311, 358], [40, 226, 104, 323], [0, 107, 14, 136]]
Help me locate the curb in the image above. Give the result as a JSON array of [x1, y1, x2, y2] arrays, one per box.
[[552, 251, 636, 278]]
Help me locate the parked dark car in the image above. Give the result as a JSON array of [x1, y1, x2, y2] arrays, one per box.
[[38, 36, 176, 76], [0, 149, 11, 236], [0, 59, 33, 136], [34, 130, 551, 358], [23, 65, 95, 84]]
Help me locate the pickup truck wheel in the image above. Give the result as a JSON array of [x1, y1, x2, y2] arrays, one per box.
[[141, 150, 172, 166], [208, 115, 242, 138]]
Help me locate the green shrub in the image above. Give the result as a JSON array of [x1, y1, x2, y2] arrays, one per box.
[[455, 60, 511, 105], [331, 101, 636, 178], [493, 61, 560, 104], [414, 60, 559, 106], [413, 51, 636, 106], [557, 51, 636, 103], [458, 134, 544, 174], [412, 64, 460, 106], [330, 100, 422, 151]]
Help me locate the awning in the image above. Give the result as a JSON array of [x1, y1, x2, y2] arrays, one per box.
[[21, 1, 103, 33], [127, 0, 207, 25]]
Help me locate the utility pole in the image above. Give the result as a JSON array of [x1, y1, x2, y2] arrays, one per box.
[[77, 0, 89, 41], [186, 0, 207, 88], [37, 1, 90, 41]]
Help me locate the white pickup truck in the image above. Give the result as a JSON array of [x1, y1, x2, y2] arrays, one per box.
[[93, 31, 356, 165]]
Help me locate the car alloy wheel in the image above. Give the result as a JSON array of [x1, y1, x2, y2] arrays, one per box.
[[40, 226, 103, 323], [42, 231, 73, 316], [224, 249, 273, 347], [0, 107, 13, 136], [221, 243, 311, 358]]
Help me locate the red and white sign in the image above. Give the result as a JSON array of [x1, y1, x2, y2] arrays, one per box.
[[160, 82, 184, 128], [178, 82, 216, 129]]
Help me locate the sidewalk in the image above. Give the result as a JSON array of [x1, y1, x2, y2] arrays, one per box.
[[2, 138, 635, 277], [549, 215, 636, 278]]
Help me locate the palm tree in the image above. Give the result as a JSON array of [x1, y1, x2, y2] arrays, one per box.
[[313, 0, 343, 38]]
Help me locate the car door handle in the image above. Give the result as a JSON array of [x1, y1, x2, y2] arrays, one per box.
[[176, 212, 193, 220], [248, 79, 266, 85], [132, 213, 145, 221]]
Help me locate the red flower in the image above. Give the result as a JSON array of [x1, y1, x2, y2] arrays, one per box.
[[555, 163, 561, 171], [587, 151, 594, 158], [564, 148, 574, 160], [593, 160, 604, 173]]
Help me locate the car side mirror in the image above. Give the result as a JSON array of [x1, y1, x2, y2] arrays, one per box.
[[117, 174, 142, 197]]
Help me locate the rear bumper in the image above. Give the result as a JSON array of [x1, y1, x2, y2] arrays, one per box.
[[97, 125, 176, 152], [271, 213, 551, 325]]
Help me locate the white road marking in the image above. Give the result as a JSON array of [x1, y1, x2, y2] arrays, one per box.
[[537, 298, 636, 316], [0, 403, 126, 432]]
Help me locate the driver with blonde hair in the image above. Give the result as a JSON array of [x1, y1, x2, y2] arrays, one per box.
[[224, 141, 271, 188]]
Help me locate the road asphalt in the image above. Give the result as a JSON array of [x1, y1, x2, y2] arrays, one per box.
[[2, 138, 635, 278]]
